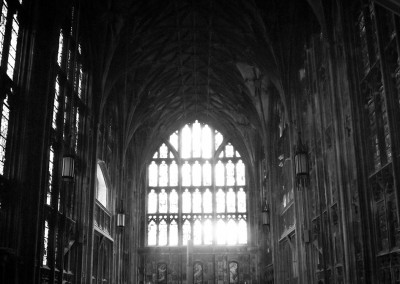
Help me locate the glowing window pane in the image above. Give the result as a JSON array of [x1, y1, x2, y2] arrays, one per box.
[[203, 161, 211, 186], [192, 161, 201, 186], [182, 162, 191, 186], [202, 125, 212, 158], [159, 189, 168, 213], [169, 132, 178, 152], [216, 189, 225, 213], [227, 188, 236, 213], [7, 14, 18, 79], [235, 151, 241, 157], [159, 161, 168, 187], [147, 121, 249, 247], [149, 162, 158, 187], [52, 78, 60, 129], [74, 106, 80, 152], [169, 220, 178, 246], [238, 219, 247, 244], [215, 131, 223, 151], [193, 189, 202, 213], [158, 220, 168, 246], [0, 95, 8, 175], [182, 189, 191, 213], [0, 4, 8, 60], [236, 160, 245, 186], [169, 189, 178, 213], [182, 125, 191, 158], [226, 160, 235, 186], [227, 219, 238, 245], [47, 146, 54, 206], [216, 219, 226, 244], [215, 161, 225, 186], [160, 143, 168, 158], [57, 31, 63, 66], [182, 220, 191, 245], [148, 190, 157, 213], [203, 219, 213, 244], [96, 164, 108, 207], [193, 219, 202, 245], [169, 161, 178, 186], [225, 143, 234, 158], [203, 189, 212, 213], [237, 188, 246, 213], [193, 121, 201, 158], [42, 220, 49, 266], [148, 220, 157, 245]]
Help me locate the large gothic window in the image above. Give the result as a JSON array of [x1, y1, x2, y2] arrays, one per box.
[[146, 121, 247, 246]]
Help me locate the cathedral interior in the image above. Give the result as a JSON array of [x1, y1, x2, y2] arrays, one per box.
[[1, 0, 400, 283]]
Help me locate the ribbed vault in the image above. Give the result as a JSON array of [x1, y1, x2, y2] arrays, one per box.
[[81, 0, 320, 166]]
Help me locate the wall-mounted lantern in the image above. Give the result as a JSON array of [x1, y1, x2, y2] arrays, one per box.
[[117, 199, 126, 228], [294, 132, 309, 187], [262, 199, 270, 226], [62, 155, 75, 181], [117, 212, 126, 227]]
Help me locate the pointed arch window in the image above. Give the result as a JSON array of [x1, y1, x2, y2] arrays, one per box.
[[146, 121, 248, 246]]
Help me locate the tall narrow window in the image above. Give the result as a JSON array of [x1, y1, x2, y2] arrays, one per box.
[[146, 121, 248, 246], [42, 6, 89, 283], [0, 0, 23, 175]]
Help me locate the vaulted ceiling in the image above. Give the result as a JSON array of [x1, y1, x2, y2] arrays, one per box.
[[81, 0, 320, 162]]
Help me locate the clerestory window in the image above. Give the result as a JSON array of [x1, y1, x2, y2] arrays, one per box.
[[146, 120, 247, 246]]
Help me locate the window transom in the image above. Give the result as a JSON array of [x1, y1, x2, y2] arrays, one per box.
[[147, 121, 247, 246]]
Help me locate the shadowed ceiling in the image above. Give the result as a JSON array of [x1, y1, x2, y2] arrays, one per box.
[[81, 0, 320, 163]]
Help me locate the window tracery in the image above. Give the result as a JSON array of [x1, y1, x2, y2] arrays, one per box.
[[146, 121, 248, 246]]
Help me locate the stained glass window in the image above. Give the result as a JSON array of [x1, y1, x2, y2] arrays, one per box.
[[217, 219, 226, 244], [169, 220, 178, 246], [192, 161, 201, 186], [183, 189, 191, 213], [148, 220, 157, 246], [146, 121, 247, 246], [0, 0, 23, 175], [159, 161, 168, 186], [158, 220, 168, 246], [227, 188, 236, 213], [193, 189, 202, 213], [238, 188, 246, 213], [193, 219, 202, 245], [203, 189, 212, 213], [158, 189, 167, 213], [169, 132, 178, 151], [169, 189, 178, 213], [148, 190, 157, 213], [42, 220, 49, 266], [203, 219, 213, 244], [183, 219, 191, 245], [169, 161, 178, 186]]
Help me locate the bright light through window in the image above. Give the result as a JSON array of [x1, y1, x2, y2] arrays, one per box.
[[147, 121, 247, 246]]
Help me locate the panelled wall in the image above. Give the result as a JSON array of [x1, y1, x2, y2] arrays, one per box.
[[263, 0, 400, 283]]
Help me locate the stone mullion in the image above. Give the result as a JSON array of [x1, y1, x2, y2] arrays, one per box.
[[178, 128, 183, 246], [212, 126, 216, 245]]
